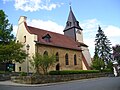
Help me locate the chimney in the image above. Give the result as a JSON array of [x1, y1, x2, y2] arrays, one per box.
[[18, 16, 27, 25]]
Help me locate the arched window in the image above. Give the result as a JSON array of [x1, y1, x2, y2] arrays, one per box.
[[66, 21, 71, 26], [56, 52, 59, 62], [43, 51, 48, 56], [74, 54, 77, 65], [65, 54, 69, 65]]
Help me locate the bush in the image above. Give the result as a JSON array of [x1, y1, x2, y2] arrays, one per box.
[[19, 72, 27, 76], [0, 71, 10, 74], [101, 69, 113, 73], [49, 70, 100, 75], [0, 71, 6, 74]]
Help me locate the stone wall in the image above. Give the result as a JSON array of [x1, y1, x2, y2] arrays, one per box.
[[0, 74, 10, 81], [11, 73, 112, 84]]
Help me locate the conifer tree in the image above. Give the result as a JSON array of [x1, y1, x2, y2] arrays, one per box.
[[94, 26, 112, 65]]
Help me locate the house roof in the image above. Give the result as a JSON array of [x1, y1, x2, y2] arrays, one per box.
[[24, 22, 88, 51]]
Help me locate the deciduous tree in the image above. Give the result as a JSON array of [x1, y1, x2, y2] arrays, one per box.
[[92, 55, 105, 70], [0, 10, 27, 64], [31, 53, 56, 75]]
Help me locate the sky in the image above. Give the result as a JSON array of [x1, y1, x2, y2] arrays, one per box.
[[0, 0, 120, 57]]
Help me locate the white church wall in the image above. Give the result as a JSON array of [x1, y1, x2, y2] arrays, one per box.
[[15, 16, 37, 72]]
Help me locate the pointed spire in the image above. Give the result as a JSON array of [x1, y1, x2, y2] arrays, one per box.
[[64, 6, 82, 31], [68, 6, 77, 23]]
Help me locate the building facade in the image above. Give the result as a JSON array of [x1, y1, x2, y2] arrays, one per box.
[[15, 7, 91, 72]]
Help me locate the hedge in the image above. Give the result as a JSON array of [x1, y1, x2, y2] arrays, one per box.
[[49, 70, 100, 75]]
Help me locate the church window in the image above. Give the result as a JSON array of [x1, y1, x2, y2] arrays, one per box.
[[56, 52, 59, 62], [43, 51, 48, 56], [65, 54, 69, 65], [24, 36, 26, 43], [67, 21, 69, 26], [69, 22, 72, 26], [42, 34, 51, 42], [67, 21, 71, 26], [74, 54, 77, 65]]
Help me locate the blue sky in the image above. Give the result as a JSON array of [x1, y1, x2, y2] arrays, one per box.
[[0, 0, 120, 57]]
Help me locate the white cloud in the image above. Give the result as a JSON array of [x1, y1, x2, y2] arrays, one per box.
[[3, 0, 63, 11], [12, 19, 64, 36], [104, 25, 120, 51], [27, 19, 64, 34], [104, 25, 120, 37]]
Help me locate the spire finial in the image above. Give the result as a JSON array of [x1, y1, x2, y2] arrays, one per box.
[[69, 1, 72, 10], [69, 1, 71, 7]]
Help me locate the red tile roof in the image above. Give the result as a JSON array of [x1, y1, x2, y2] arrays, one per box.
[[24, 22, 87, 51]]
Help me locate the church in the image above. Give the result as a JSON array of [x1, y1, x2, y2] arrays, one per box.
[[15, 6, 91, 72]]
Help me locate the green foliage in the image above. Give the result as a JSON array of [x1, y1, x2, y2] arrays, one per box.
[[31, 53, 56, 75], [0, 10, 27, 63], [101, 69, 112, 73], [91, 56, 105, 70], [0, 42, 27, 63], [94, 26, 112, 64], [0, 71, 6, 74], [19, 72, 27, 76], [49, 70, 100, 75], [106, 61, 113, 71], [0, 10, 14, 44]]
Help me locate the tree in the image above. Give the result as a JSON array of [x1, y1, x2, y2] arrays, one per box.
[[0, 42, 27, 63], [31, 53, 56, 75], [94, 26, 112, 65], [0, 10, 14, 44], [92, 55, 105, 70], [112, 44, 120, 65], [0, 10, 27, 64]]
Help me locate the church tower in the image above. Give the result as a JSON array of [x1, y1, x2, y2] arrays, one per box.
[[64, 6, 92, 69], [64, 6, 83, 43]]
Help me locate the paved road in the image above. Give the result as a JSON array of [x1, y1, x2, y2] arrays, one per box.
[[0, 77, 120, 90]]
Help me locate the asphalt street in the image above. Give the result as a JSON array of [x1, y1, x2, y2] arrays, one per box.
[[0, 77, 120, 90]]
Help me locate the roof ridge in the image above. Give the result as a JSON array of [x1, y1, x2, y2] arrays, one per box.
[[27, 25, 77, 40], [27, 25, 64, 36]]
